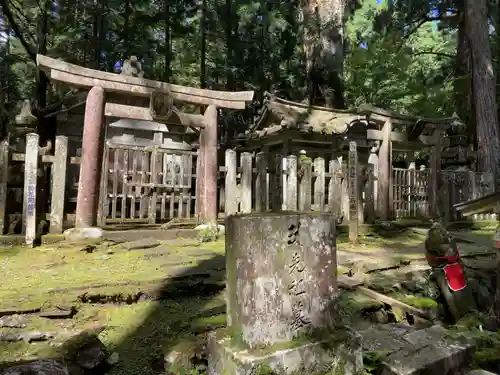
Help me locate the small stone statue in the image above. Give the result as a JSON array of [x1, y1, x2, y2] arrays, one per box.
[[369, 140, 380, 154], [121, 56, 144, 78], [425, 221, 459, 267], [425, 221, 474, 322], [15, 100, 37, 127]]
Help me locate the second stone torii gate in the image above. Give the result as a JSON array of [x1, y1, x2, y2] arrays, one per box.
[[36, 54, 254, 232]]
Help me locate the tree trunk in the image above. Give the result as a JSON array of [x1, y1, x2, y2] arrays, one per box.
[[466, 0, 500, 326], [123, 1, 131, 57], [164, 0, 171, 82], [200, 0, 207, 89], [302, 0, 346, 108], [92, 0, 102, 69], [35, 0, 50, 144], [455, 4, 474, 144], [225, 0, 234, 90], [466, 0, 500, 182]]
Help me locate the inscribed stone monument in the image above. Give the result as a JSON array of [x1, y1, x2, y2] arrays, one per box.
[[208, 212, 362, 375]]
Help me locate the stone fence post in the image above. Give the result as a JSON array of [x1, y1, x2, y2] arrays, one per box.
[[50, 135, 68, 233], [23, 133, 39, 247]]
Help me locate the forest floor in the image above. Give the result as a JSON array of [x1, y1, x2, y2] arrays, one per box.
[[0, 224, 499, 375]]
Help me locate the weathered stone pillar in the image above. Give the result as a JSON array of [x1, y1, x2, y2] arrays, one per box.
[[199, 105, 218, 225], [209, 212, 362, 375], [23, 133, 39, 248], [368, 141, 379, 215], [195, 130, 205, 223], [75, 86, 105, 228], [348, 142, 359, 243]]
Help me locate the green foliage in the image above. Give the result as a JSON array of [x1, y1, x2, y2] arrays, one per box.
[[0, 0, 492, 141], [344, 0, 455, 117]]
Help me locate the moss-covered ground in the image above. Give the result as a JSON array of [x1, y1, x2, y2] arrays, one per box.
[[0, 226, 498, 375]]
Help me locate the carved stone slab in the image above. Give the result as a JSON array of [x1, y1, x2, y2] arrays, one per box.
[[225, 212, 338, 348]]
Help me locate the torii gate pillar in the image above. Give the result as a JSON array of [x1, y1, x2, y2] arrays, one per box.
[[74, 86, 105, 229], [197, 105, 218, 225]]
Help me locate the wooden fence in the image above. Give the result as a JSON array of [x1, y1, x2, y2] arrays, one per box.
[[1, 134, 496, 246], [441, 170, 495, 221], [0, 133, 200, 246], [220, 148, 494, 223], [0, 133, 81, 246], [392, 166, 430, 219], [220, 148, 373, 221]]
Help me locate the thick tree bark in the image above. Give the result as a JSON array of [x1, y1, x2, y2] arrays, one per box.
[[301, 0, 346, 108], [225, 0, 234, 90], [92, 0, 102, 69], [123, 1, 131, 57], [455, 5, 474, 144], [466, 0, 500, 326], [466, 0, 500, 182], [35, 1, 51, 145], [164, 0, 171, 82], [200, 0, 207, 89]]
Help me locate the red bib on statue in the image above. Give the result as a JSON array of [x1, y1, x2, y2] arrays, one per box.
[[442, 263, 467, 292]]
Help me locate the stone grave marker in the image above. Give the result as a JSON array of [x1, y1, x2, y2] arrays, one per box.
[[208, 212, 363, 375]]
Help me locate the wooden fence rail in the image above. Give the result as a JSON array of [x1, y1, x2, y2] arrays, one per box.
[[220, 147, 369, 221]]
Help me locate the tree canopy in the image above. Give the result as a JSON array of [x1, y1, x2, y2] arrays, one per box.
[[0, 0, 496, 157]]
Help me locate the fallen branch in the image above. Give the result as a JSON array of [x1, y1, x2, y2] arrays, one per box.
[[338, 276, 434, 320], [0, 331, 54, 343], [38, 306, 77, 319], [44, 101, 86, 119], [0, 307, 41, 318]]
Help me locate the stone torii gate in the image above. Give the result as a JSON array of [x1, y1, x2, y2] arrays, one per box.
[[36, 55, 254, 233]]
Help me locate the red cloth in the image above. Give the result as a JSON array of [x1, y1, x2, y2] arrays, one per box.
[[442, 263, 467, 292]]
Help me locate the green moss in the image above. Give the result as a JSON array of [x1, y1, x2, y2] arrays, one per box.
[[0, 238, 230, 375], [191, 314, 226, 333], [256, 364, 276, 375], [328, 363, 347, 375], [444, 311, 500, 367], [255, 363, 349, 375], [228, 328, 246, 350], [337, 265, 348, 276], [337, 292, 374, 325], [390, 307, 406, 322], [363, 350, 392, 374], [398, 295, 438, 310], [197, 226, 219, 243]]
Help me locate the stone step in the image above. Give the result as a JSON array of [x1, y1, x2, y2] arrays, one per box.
[[380, 325, 475, 375]]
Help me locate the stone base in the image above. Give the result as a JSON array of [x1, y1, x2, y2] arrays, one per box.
[[378, 325, 475, 375], [381, 339, 474, 375], [64, 227, 104, 244], [208, 329, 363, 375]]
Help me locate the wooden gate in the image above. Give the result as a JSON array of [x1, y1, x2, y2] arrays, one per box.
[[98, 142, 197, 226], [392, 167, 429, 219]]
